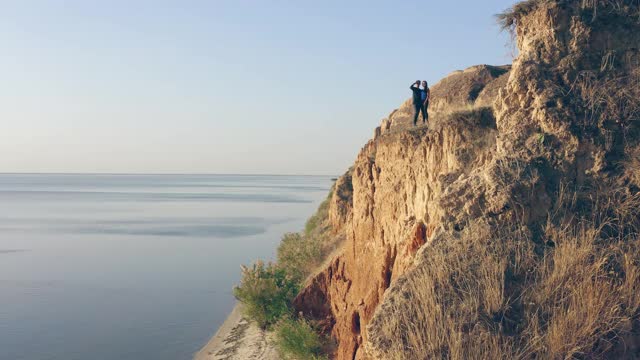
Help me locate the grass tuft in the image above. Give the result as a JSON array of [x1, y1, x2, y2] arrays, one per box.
[[496, 0, 543, 32], [274, 317, 327, 360]]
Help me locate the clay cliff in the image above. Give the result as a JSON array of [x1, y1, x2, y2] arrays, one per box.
[[296, 1, 640, 359]]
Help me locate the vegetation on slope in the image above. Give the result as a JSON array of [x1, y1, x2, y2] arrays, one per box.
[[276, 192, 342, 283], [233, 262, 299, 329], [233, 188, 339, 358], [274, 317, 327, 360]]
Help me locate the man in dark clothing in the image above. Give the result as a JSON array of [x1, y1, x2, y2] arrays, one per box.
[[410, 80, 426, 126]]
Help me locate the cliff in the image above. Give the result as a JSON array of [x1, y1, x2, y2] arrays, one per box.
[[295, 1, 640, 359]]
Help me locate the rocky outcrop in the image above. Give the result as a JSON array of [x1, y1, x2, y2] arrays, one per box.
[[297, 1, 640, 359], [376, 65, 511, 137], [429, 64, 511, 113]]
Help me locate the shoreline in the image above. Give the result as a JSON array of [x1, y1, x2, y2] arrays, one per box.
[[193, 304, 278, 360]]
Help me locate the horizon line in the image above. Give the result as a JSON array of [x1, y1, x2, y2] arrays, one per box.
[[0, 172, 338, 177]]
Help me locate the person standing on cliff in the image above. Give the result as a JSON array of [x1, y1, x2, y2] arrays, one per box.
[[421, 80, 431, 125], [410, 80, 426, 126]]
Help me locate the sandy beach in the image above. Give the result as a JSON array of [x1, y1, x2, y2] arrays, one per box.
[[193, 304, 279, 360]]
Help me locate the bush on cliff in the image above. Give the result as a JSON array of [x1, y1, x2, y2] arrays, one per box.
[[304, 195, 330, 236], [233, 187, 338, 356], [274, 317, 327, 360], [277, 232, 322, 283], [233, 261, 298, 328], [278, 190, 342, 284]]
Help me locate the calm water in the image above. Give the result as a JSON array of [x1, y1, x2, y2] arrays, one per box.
[[0, 174, 331, 360]]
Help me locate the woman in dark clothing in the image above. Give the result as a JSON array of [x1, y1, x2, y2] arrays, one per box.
[[421, 80, 430, 125]]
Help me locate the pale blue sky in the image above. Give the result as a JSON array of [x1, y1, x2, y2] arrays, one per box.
[[1, 0, 515, 175]]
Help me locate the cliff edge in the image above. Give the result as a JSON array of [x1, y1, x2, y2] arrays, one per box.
[[296, 1, 640, 359]]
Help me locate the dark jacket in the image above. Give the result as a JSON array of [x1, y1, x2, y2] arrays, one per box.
[[410, 84, 422, 105]]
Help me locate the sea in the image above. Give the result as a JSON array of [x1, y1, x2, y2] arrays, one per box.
[[0, 174, 332, 360]]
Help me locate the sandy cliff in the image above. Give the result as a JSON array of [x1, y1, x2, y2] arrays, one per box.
[[296, 1, 640, 359]]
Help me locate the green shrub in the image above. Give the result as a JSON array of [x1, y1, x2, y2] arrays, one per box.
[[232, 187, 341, 349], [274, 317, 326, 360], [233, 261, 298, 328], [304, 197, 330, 236], [277, 233, 322, 282]]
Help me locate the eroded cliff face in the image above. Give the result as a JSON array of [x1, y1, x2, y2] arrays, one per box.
[[296, 1, 640, 359], [296, 68, 509, 359]]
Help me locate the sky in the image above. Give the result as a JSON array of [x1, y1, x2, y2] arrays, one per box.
[[0, 0, 516, 175]]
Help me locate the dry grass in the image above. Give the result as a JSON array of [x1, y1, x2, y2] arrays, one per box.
[[569, 69, 640, 129], [370, 222, 532, 360], [580, 0, 640, 20], [431, 105, 496, 133], [497, 0, 640, 34], [497, 0, 544, 32], [369, 186, 640, 359], [434, 102, 478, 117], [628, 147, 640, 187]]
